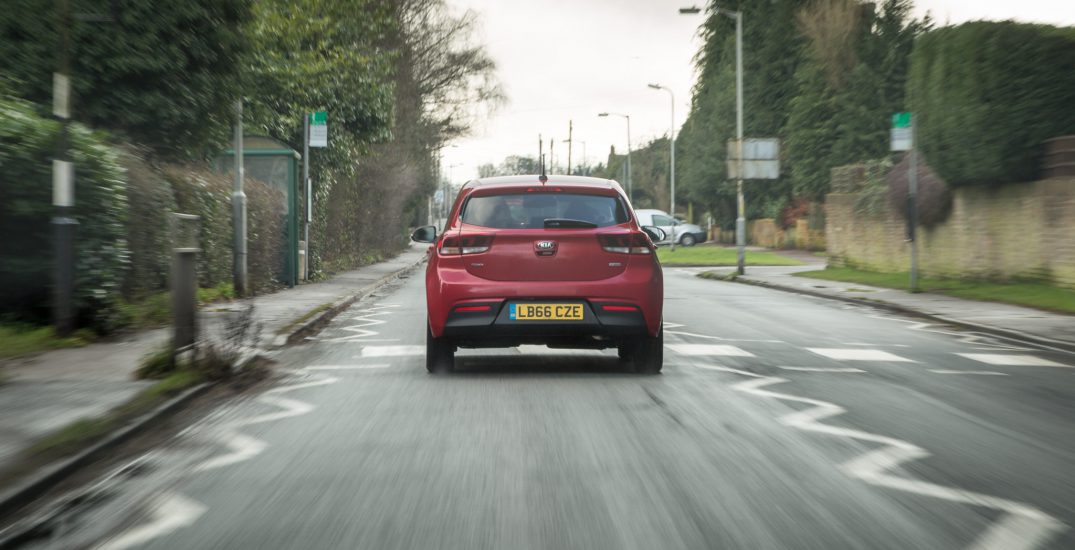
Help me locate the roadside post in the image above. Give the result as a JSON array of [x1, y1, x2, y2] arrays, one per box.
[[891, 112, 917, 292], [232, 100, 247, 297], [305, 111, 327, 281], [172, 214, 201, 361]]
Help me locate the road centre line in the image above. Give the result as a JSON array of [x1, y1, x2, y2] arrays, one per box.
[[808, 348, 915, 362], [779, 366, 866, 373], [957, 354, 1071, 368], [664, 329, 785, 344], [929, 370, 1008, 376]]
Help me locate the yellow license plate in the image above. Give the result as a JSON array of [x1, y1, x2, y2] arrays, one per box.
[[510, 303, 584, 321]]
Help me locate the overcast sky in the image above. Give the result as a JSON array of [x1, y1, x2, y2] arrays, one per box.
[[440, 0, 1075, 183]]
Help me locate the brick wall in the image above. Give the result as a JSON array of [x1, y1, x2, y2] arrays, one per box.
[[826, 177, 1075, 289]]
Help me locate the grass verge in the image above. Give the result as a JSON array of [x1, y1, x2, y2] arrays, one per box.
[[0, 325, 94, 360], [657, 246, 803, 266], [794, 267, 1075, 315], [25, 370, 204, 459]]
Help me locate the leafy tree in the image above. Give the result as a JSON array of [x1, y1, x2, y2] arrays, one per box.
[[0, 0, 250, 158]]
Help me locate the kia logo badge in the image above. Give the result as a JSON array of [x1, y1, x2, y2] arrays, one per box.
[[534, 240, 557, 256]]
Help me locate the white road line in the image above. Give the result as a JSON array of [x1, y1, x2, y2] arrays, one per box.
[[842, 342, 911, 348], [666, 344, 755, 357], [665, 329, 785, 344], [698, 366, 1065, 550], [930, 370, 1008, 376], [808, 348, 915, 362], [305, 364, 392, 370], [193, 433, 267, 472], [95, 492, 207, 550], [359, 345, 424, 357], [957, 354, 1070, 368], [779, 366, 866, 373]]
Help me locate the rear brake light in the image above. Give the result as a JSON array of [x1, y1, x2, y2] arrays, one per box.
[[601, 305, 638, 312], [597, 232, 653, 254], [455, 305, 492, 312], [440, 234, 494, 255]]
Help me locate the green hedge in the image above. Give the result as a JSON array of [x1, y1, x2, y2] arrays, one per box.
[[0, 97, 129, 332], [908, 22, 1075, 186]]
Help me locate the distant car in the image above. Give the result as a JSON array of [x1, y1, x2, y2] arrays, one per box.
[[633, 209, 706, 246], [411, 175, 666, 374]]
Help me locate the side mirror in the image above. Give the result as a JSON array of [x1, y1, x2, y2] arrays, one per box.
[[411, 225, 437, 243], [642, 226, 666, 243]]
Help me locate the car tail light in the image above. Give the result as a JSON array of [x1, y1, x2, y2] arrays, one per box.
[[441, 234, 493, 255], [601, 305, 638, 312], [597, 232, 653, 254], [455, 305, 492, 312]]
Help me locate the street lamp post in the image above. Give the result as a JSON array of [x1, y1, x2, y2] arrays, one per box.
[[598, 112, 632, 203], [680, 4, 744, 272], [648, 84, 676, 251]]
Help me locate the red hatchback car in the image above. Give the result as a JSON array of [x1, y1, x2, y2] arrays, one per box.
[[411, 175, 665, 374]]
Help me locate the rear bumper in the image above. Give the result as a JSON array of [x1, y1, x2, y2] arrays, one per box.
[[442, 300, 648, 348], [426, 258, 663, 340]]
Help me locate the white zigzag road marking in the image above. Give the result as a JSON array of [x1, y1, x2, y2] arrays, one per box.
[[194, 373, 338, 473], [95, 492, 207, 550], [864, 312, 1031, 351], [706, 365, 1065, 550], [323, 305, 398, 342]]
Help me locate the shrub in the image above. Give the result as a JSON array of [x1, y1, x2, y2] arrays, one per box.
[[122, 149, 177, 297], [908, 22, 1075, 186], [166, 165, 285, 294], [0, 96, 129, 332]]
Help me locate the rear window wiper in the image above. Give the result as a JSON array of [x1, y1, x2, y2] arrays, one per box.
[[544, 218, 598, 229]]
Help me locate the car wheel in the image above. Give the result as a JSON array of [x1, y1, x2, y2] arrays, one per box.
[[631, 325, 664, 375], [680, 233, 696, 247], [426, 322, 454, 374]]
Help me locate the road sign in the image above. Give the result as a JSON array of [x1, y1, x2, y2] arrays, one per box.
[[309, 112, 327, 148], [891, 112, 913, 151], [727, 138, 780, 179]]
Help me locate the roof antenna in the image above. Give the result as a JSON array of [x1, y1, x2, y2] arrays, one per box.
[[539, 154, 548, 184]]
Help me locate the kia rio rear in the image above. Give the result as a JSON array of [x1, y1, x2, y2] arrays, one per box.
[[411, 175, 664, 374]]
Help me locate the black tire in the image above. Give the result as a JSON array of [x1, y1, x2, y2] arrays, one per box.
[[680, 233, 697, 247], [426, 323, 454, 374], [617, 345, 630, 362], [632, 325, 664, 375]]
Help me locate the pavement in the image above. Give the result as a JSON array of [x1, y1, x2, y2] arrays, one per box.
[[699, 248, 1075, 351], [12, 264, 1075, 550], [0, 244, 427, 487]]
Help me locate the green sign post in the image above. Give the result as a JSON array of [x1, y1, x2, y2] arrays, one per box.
[[309, 112, 327, 148], [892, 111, 918, 292]]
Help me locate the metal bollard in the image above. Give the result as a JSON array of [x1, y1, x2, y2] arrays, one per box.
[[172, 214, 201, 354]]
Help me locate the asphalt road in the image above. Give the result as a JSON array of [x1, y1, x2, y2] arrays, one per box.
[[20, 267, 1075, 550]]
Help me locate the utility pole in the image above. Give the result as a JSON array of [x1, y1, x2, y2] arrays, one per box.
[[52, 0, 76, 336], [566, 120, 573, 176], [549, 138, 555, 174], [232, 99, 247, 296], [538, 134, 543, 171]]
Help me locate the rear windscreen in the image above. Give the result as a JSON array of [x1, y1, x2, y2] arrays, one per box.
[[461, 193, 629, 229]]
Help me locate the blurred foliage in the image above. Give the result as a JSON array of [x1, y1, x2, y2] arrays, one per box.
[[908, 21, 1075, 186], [0, 0, 251, 159], [674, 0, 926, 223], [0, 95, 130, 333], [121, 148, 177, 298]]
